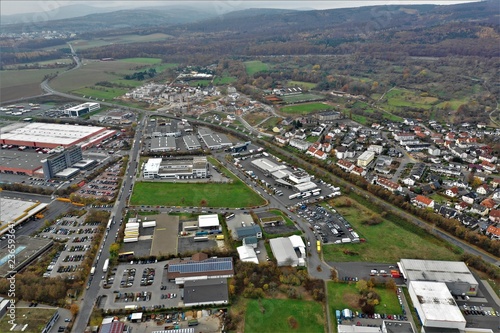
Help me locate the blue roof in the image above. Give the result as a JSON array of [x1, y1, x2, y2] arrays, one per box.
[[168, 257, 233, 274]]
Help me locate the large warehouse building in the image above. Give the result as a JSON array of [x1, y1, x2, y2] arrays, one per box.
[[398, 259, 479, 296], [198, 127, 232, 150], [269, 237, 305, 267], [408, 281, 466, 331], [143, 156, 208, 179], [0, 122, 116, 150]]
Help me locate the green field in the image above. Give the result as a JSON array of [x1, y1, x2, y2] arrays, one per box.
[[189, 79, 211, 87], [322, 197, 459, 263], [244, 299, 325, 333], [3, 58, 74, 70], [281, 93, 325, 104], [384, 88, 439, 110], [214, 75, 237, 85], [327, 282, 402, 324], [287, 80, 317, 90], [72, 87, 128, 100], [244, 60, 269, 76], [130, 181, 266, 208], [260, 117, 283, 130], [281, 102, 334, 115], [268, 209, 294, 226], [71, 33, 172, 50], [0, 307, 58, 333]]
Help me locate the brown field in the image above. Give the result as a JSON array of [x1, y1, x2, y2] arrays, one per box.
[[243, 111, 271, 126], [0, 69, 61, 102]]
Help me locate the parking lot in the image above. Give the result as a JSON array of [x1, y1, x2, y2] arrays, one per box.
[[39, 214, 100, 278], [100, 261, 183, 310], [75, 160, 123, 201]]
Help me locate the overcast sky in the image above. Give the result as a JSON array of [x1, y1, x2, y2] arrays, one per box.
[[1, 0, 480, 16]]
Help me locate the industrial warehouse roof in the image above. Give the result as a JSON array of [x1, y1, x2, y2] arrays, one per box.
[[198, 214, 219, 228], [150, 137, 176, 151], [168, 258, 233, 274], [251, 158, 287, 173], [237, 245, 258, 264], [198, 127, 232, 148], [0, 122, 105, 146], [0, 150, 44, 171], [269, 237, 299, 266], [183, 134, 201, 148], [144, 158, 162, 173], [409, 281, 465, 324], [399, 259, 477, 285], [183, 278, 229, 306]]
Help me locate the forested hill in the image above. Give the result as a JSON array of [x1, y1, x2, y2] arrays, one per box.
[[77, 1, 499, 60]]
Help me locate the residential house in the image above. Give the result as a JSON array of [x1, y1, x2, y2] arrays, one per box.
[[413, 195, 435, 208], [470, 203, 488, 216], [476, 184, 490, 195], [485, 225, 500, 240], [275, 136, 288, 145], [367, 144, 384, 154], [481, 160, 497, 173], [461, 192, 477, 205], [289, 138, 310, 151], [337, 159, 355, 172], [351, 166, 366, 177], [480, 198, 496, 210], [489, 209, 500, 223], [455, 201, 469, 211], [445, 187, 459, 198]]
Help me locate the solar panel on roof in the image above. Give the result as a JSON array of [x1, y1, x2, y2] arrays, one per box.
[[168, 259, 233, 274]]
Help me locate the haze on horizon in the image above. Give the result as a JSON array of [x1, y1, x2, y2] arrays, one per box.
[[1, 0, 481, 16]]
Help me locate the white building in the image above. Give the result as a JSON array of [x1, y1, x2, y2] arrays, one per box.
[[237, 245, 259, 264], [269, 236, 306, 267], [357, 151, 375, 167], [143, 158, 162, 179], [198, 214, 219, 228], [142, 157, 208, 179], [289, 138, 310, 151], [408, 281, 465, 331]]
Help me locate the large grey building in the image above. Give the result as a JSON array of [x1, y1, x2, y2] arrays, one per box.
[[41, 145, 83, 180]]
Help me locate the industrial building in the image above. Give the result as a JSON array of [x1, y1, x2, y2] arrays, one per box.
[[152, 121, 181, 137], [398, 259, 479, 296], [41, 146, 83, 180], [251, 158, 316, 192], [64, 102, 100, 117], [183, 278, 229, 307], [166, 254, 233, 283], [269, 237, 306, 267], [0, 122, 116, 150], [183, 134, 202, 150], [150, 137, 177, 152], [235, 225, 262, 240], [0, 236, 53, 278], [0, 149, 46, 176], [237, 245, 259, 264], [197, 127, 232, 150], [142, 156, 208, 179], [408, 281, 466, 331], [0, 198, 48, 235], [198, 214, 220, 228]]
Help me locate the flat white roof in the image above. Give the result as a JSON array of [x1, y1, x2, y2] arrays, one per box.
[[288, 235, 305, 249], [0, 198, 48, 231], [399, 259, 478, 285], [410, 281, 465, 324], [251, 158, 287, 173], [55, 167, 79, 177], [198, 214, 219, 228], [130, 312, 143, 320], [294, 182, 317, 192], [0, 122, 105, 146], [269, 237, 299, 265], [237, 245, 258, 264], [144, 158, 162, 173]]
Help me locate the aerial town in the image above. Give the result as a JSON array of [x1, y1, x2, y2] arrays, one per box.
[[0, 1, 499, 333]]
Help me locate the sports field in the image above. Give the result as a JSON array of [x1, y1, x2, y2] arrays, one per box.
[[130, 181, 266, 208], [244, 298, 325, 333], [280, 102, 334, 115], [322, 198, 459, 263], [281, 93, 325, 104]]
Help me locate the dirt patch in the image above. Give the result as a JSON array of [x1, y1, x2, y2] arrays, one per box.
[[288, 316, 299, 329], [342, 292, 361, 309]]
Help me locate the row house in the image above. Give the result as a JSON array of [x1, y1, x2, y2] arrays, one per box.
[[376, 177, 402, 193], [351, 166, 366, 177], [481, 160, 497, 173], [479, 154, 497, 164], [449, 146, 467, 159], [337, 159, 355, 172], [306, 145, 327, 161], [430, 165, 461, 177], [393, 132, 415, 141]]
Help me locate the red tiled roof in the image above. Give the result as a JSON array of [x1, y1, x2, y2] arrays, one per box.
[[415, 195, 433, 206], [487, 225, 500, 236]]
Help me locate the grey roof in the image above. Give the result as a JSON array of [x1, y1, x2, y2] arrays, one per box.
[[235, 225, 262, 239], [150, 137, 176, 150], [183, 135, 201, 148], [383, 321, 415, 333], [399, 259, 478, 285], [183, 278, 229, 305], [0, 150, 44, 171]]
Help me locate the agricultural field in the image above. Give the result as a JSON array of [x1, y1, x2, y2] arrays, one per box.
[[3, 58, 74, 70], [244, 298, 325, 333], [280, 102, 334, 115], [287, 80, 317, 90], [327, 282, 403, 325], [322, 197, 459, 263], [213, 75, 236, 85], [0, 308, 58, 333], [0, 68, 62, 101], [70, 33, 172, 50], [281, 93, 325, 104], [244, 60, 269, 76], [49, 58, 176, 99], [130, 180, 266, 208]]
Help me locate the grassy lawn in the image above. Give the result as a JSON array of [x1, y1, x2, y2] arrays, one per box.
[[385, 88, 439, 110], [327, 282, 402, 324], [245, 298, 325, 333], [214, 75, 236, 85], [73, 87, 128, 100], [260, 117, 283, 130], [189, 79, 211, 87], [281, 93, 325, 104], [244, 60, 269, 76], [267, 209, 294, 226], [130, 165, 266, 208], [281, 102, 333, 115], [287, 80, 317, 90], [322, 197, 459, 263], [0, 307, 58, 333]]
